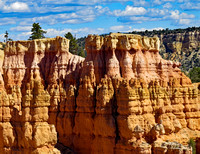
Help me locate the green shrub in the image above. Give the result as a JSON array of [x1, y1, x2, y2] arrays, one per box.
[[189, 67, 200, 83]]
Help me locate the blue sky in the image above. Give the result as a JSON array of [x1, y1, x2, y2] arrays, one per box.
[[0, 0, 199, 41]]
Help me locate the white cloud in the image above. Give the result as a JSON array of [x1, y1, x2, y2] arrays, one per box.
[[115, 7, 195, 26], [178, 19, 191, 25], [0, 17, 17, 25], [14, 32, 32, 41], [163, 3, 172, 8], [17, 9, 100, 26], [147, 8, 169, 17], [163, 0, 174, 2], [109, 25, 164, 33], [170, 10, 180, 20], [169, 10, 195, 25], [32, 3, 82, 13], [153, 0, 162, 5], [130, 16, 152, 22], [180, 2, 200, 10], [109, 25, 133, 32], [23, 5, 108, 25], [170, 10, 194, 20], [10, 26, 32, 32], [17, 32, 32, 37], [3, 2, 30, 12], [112, 6, 147, 16], [132, 27, 164, 31], [132, 0, 148, 6], [110, 25, 126, 31], [41, 0, 132, 5], [45, 27, 105, 38], [41, 0, 149, 6], [43, 0, 72, 4], [97, 28, 104, 32]]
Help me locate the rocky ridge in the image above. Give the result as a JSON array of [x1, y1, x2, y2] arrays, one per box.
[[0, 34, 199, 153], [159, 30, 200, 72], [77, 29, 200, 72]]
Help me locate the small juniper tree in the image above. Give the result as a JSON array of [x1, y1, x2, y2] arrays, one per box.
[[29, 23, 46, 40]]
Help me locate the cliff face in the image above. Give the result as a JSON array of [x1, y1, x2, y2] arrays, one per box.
[[159, 30, 200, 71], [0, 35, 199, 153], [0, 37, 84, 153]]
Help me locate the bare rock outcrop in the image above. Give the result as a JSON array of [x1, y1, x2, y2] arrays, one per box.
[[0, 34, 199, 153], [83, 33, 190, 84], [159, 30, 200, 71]]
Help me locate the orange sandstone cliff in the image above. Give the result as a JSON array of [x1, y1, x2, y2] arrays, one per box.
[[0, 34, 199, 153]]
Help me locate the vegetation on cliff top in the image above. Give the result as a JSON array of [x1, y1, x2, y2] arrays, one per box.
[[29, 23, 47, 40], [64, 32, 85, 57], [129, 26, 200, 37], [189, 67, 200, 83], [3, 31, 13, 42]]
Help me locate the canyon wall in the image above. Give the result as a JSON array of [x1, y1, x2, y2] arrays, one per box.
[[159, 30, 200, 71], [0, 34, 199, 153]]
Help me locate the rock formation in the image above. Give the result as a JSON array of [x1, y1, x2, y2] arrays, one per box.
[[0, 34, 199, 153], [1, 37, 83, 153], [77, 30, 200, 72], [160, 30, 200, 54], [159, 30, 200, 72]]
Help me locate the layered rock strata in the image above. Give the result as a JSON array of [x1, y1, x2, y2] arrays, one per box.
[[0, 34, 199, 153], [159, 30, 200, 71], [159, 30, 200, 54], [1, 37, 83, 153]]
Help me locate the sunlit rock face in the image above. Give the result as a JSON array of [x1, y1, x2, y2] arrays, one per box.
[[0, 36, 84, 153], [0, 34, 199, 153]]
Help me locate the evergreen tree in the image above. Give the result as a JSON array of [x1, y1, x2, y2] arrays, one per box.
[[189, 67, 200, 83], [4, 31, 8, 42], [77, 47, 85, 57], [4, 31, 13, 42], [7, 38, 13, 41], [29, 23, 46, 40], [64, 32, 78, 55]]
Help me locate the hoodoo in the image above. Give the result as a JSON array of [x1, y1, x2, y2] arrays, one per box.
[[0, 34, 199, 153]]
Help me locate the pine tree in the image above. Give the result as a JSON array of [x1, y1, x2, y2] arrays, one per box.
[[4, 31, 8, 42], [64, 32, 78, 54], [29, 23, 46, 40]]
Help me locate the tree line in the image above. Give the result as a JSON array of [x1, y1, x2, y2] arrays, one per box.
[[129, 26, 200, 37]]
